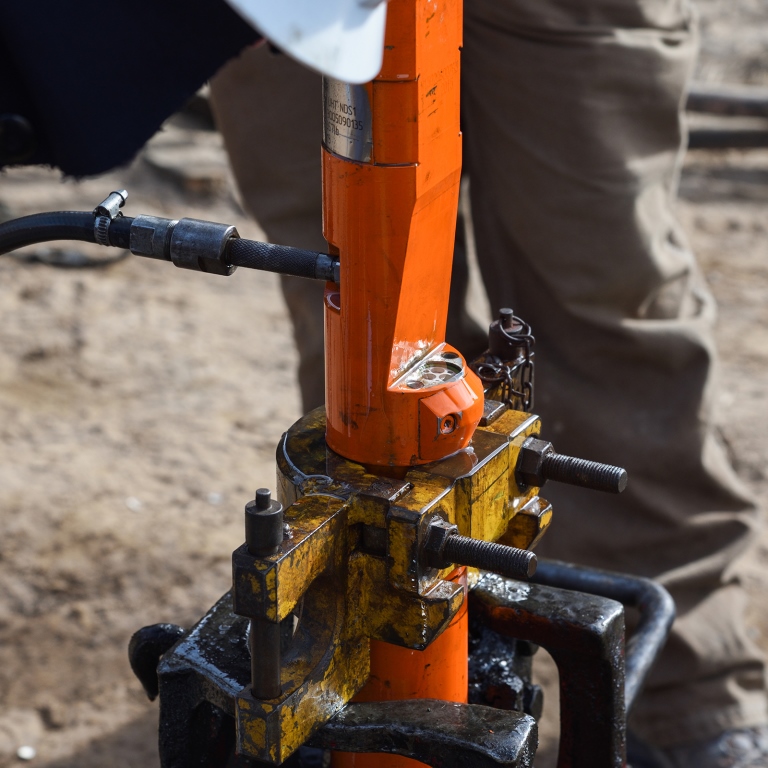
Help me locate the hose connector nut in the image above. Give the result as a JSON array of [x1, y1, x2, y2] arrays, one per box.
[[130, 215, 178, 260], [170, 218, 239, 276]]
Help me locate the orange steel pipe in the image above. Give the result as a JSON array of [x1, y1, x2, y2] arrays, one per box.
[[322, 0, 484, 468], [323, 1, 475, 765], [331, 570, 469, 768]]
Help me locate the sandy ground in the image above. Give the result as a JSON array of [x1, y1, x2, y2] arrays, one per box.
[[0, 5, 767, 767]]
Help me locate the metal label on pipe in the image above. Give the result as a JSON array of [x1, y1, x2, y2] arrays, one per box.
[[323, 78, 373, 163]]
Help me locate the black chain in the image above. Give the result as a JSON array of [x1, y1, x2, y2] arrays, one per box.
[[471, 318, 535, 410]]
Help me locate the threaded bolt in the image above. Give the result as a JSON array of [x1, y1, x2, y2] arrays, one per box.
[[516, 437, 628, 494], [442, 535, 537, 580], [541, 453, 627, 494], [423, 520, 537, 580]]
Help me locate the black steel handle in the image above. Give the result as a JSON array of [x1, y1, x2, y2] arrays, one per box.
[[532, 559, 676, 712]]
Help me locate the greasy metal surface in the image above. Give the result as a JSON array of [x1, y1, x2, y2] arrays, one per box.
[[128, 623, 186, 701], [278, 407, 546, 600], [154, 400, 554, 765], [471, 574, 626, 768], [533, 560, 675, 712], [501, 496, 552, 551], [310, 700, 537, 768], [156, 593, 250, 767], [468, 616, 541, 718]]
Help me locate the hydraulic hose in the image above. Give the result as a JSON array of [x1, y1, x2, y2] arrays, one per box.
[[0, 211, 97, 255], [0, 197, 338, 283]]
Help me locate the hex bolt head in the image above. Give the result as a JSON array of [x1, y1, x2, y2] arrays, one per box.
[[245, 488, 284, 556], [515, 437, 554, 487], [423, 518, 459, 569]]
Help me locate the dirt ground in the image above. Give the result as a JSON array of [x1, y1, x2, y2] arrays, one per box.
[[1, 5, 767, 767]]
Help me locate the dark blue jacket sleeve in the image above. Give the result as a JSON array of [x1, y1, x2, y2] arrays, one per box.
[[0, 0, 260, 176]]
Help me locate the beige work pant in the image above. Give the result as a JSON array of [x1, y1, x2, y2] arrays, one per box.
[[210, 0, 766, 747]]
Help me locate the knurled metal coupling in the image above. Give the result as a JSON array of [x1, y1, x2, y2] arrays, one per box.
[[515, 436, 628, 494], [423, 518, 538, 580]]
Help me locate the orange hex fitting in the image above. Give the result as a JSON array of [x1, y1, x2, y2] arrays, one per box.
[[322, 0, 484, 468]]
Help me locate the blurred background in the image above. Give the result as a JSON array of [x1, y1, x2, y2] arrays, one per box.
[[0, 0, 766, 764]]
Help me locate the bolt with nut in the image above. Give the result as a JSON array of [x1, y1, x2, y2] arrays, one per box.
[[423, 518, 538, 581], [515, 437, 627, 494]]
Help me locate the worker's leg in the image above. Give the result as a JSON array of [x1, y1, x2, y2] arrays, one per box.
[[210, 45, 327, 412], [462, 0, 766, 747], [210, 45, 485, 413]]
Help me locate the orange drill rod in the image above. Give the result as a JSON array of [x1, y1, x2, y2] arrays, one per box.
[[322, 0, 484, 470], [322, 1, 475, 765]]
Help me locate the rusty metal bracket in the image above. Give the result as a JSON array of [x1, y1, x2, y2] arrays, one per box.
[[142, 562, 673, 768], [532, 560, 675, 713], [310, 700, 537, 768], [471, 573, 627, 768]]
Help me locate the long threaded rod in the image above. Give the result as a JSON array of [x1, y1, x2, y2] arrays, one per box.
[[442, 535, 537, 580], [541, 453, 627, 494]]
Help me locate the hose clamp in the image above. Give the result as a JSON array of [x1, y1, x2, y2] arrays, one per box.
[[92, 189, 128, 247], [94, 215, 111, 246]]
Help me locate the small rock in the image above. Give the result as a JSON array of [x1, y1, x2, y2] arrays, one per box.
[[37, 698, 69, 730], [125, 497, 143, 512], [16, 746, 35, 761]]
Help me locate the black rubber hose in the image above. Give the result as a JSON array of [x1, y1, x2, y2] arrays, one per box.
[[107, 216, 134, 249], [0, 211, 96, 255]]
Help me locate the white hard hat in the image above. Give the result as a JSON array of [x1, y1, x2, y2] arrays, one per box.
[[224, 0, 388, 84]]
